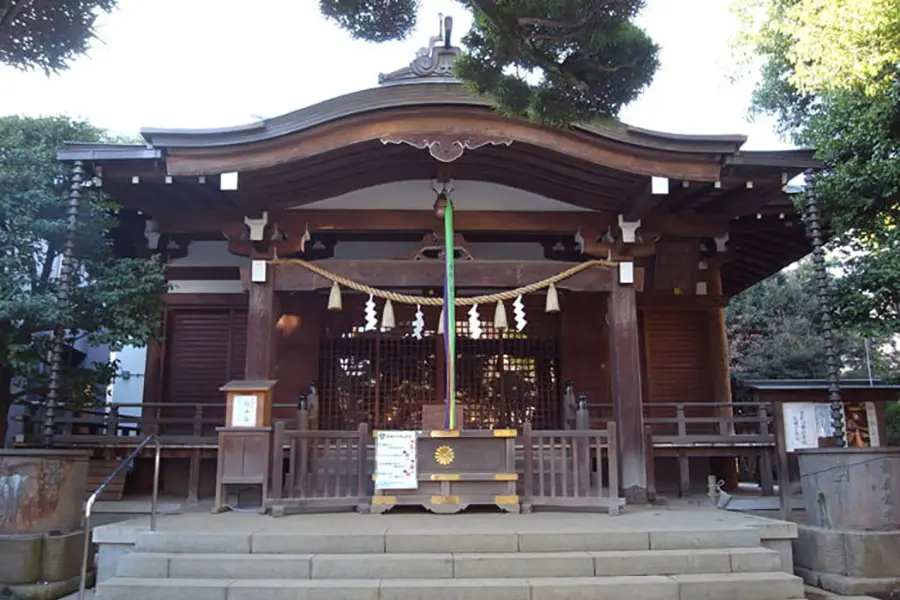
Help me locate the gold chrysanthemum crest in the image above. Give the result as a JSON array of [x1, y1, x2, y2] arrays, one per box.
[[434, 445, 455, 466]]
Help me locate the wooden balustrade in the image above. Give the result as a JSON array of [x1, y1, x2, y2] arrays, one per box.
[[13, 401, 303, 447], [587, 401, 775, 446], [521, 421, 624, 514], [644, 425, 657, 502], [268, 420, 370, 515]]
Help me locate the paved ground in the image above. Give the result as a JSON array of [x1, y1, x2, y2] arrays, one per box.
[[91, 501, 797, 542], [804, 586, 883, 600], [61, 582, 874, 600]]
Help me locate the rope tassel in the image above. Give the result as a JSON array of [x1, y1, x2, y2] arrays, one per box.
[[494, 301, 508, 330], [437, 306, 444, 335], [546, 283, 560, 313], [327, 282, 342, 311], [381, 299, 395, 330]]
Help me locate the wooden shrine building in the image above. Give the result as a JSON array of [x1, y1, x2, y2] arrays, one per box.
[[48, 28, 820, 507]]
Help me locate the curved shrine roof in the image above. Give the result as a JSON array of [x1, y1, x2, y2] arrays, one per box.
[[57, 51, 821, 296], [136, 82, 751, 155]]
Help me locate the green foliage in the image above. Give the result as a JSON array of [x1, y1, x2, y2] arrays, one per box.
[[886, 401, 900, 446], [0, 0, 118, 72], [832, 235, 900, 337], [0, 115, 168, 434], [733, 0, 900, 96], [321, 0, 659, 125], [800, 82, 900, 233], [319, 0, 420, 42], [733, 0, 900, 339], [726, 262, 900, 380]]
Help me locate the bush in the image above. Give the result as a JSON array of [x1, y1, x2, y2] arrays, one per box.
[[886, 402, 900, 446]]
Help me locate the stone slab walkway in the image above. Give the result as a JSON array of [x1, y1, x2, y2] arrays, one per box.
[[93, 503, 797, 543]]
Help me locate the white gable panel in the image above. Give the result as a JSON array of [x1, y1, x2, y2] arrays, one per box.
[[289, 180, 591, 212]]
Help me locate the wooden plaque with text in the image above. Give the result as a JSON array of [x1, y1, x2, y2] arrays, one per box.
[[220, 379, 277, 428]]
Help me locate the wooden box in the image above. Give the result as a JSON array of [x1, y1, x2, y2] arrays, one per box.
[[220, 380, 277, 428], [371, 429, 518, 515], [422, 404, 464, 431], [213, 427, 271, 513]]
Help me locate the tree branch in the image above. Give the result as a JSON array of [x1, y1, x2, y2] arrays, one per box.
[[582, 57, 640, 74], [517, 16, 592, 31], [516, 1, 614, 34], [36, 246, 57, 293], [0, 0, 36, 31]]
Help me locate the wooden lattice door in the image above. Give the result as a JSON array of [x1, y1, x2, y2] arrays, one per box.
[[318, 297, 561, 430]]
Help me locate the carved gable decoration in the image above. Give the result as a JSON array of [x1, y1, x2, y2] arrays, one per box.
[[381, 134, 513, 163], [653, 240, 701, 294], [379, 15, 461, 85]]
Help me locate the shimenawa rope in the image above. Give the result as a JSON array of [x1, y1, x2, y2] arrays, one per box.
[[268, 258, 617, 306]]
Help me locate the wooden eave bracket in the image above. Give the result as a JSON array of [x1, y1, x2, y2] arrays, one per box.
[[244, 212, 269, 242], [578, 214, 660, 260], [618, 215, 641, 244], [144, 218, 161, 250]]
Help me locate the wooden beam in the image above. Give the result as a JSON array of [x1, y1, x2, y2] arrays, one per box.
[[284, 210, 613, 234], [165, 266, 241, 281], [624, 178, 660, 221], [608, 278, 648, 504], [257, 148, 634, 207], [162, 293, 248, 307], [637, 294, 726, 310], [705, 186, 783, 218], [124, 206, 733, 250], [264, 260, 614, 293], [276, 210, 729, 238], [165, 107, 725, 182], [261, 163, 623, 213]]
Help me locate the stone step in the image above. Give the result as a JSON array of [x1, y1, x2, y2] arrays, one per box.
[[96, 572, 806, 600], [116, 547, 782, 580], [134, 527, 762, 555]]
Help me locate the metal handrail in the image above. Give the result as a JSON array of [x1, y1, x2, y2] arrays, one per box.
[[78, 434, 161, 600]]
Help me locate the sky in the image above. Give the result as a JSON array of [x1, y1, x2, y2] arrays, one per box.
[[0, 0, 789, 150]]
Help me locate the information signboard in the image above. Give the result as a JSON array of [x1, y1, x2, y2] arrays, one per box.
[[782, 402, 819, 452], [374, 431, 418, 490], [231, 394, 258, 427]]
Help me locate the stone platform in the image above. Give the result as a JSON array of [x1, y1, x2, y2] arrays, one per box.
[[89, 504, 810, 600], [794, 524, 900, 598]]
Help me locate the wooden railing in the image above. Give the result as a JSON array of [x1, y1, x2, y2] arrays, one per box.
[[644, 425, 657, 502], [521, 421, 624, 514], [16, 399, 774, 450], [588, 401, 775, 446], [13, 401, 302, 447], [268, 420, 370, 516]]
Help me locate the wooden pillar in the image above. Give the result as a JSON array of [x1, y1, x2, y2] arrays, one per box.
[[707, 267, 739, 490], [246, 257, 278, 380], [143, 310, 168, 434], [607, 278, 648, 504], [707, 267, 734, 427]]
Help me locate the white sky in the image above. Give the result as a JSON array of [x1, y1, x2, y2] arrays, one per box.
[[0, 0, 788, 150]]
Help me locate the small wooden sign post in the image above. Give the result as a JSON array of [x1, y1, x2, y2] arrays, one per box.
[[213, 379, 277, 513]]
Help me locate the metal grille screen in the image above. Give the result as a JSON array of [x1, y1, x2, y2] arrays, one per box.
[[319, 297, 560, 430]]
